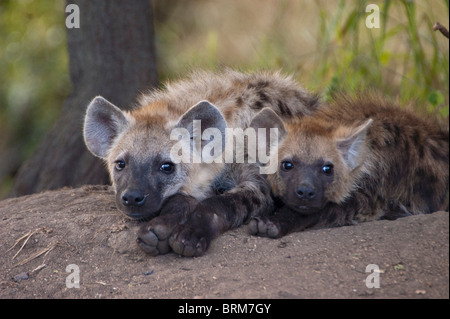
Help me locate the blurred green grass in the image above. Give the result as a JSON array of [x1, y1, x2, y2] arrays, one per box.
[[154, 0, 449, 114], [0, 0, 70, 197], [0, 0, 449, 198]]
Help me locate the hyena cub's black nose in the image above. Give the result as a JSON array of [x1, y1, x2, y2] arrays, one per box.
[[122, 189, 146, 207], [296, 185, 316, 200]]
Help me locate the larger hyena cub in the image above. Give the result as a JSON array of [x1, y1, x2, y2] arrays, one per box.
[[83, 70, 319, 256], [249, 94, 449, 238]]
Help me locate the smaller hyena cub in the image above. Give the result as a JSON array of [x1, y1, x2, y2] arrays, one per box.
[[249, 93, 449, 238]]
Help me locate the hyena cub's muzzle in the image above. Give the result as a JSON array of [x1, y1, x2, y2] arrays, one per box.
[[280, 161, 328, 214], [290, 181, 325, 214], [121, 188, 147, 209], [296, 181, 319, 202], [115, 186, 162, 220]]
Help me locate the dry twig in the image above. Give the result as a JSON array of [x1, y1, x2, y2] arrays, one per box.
[[433, 22, 449, 39], [8, 228, 41, 259], [13, 243, 57, 267]]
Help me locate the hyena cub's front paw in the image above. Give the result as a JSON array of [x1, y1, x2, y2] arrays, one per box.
[[168, 224, 209, 257], [248, 217, 281, 238], [137, 217, 175, 256]]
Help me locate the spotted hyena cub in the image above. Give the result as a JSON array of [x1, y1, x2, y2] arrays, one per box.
[[249, 93, 449, 238], [83, 69, 319, 256]]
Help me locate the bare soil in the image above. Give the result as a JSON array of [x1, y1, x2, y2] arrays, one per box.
[[0, 185, 448, 299]]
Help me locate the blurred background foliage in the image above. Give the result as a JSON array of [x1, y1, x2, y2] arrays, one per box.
[[0, 0, 449, 198]]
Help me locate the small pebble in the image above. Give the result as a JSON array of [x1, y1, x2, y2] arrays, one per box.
[[13, 272, 29, 282]]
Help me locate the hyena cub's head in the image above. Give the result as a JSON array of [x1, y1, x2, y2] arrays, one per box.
[[83, 97, 226, 220], [251, 109, 373, 214]]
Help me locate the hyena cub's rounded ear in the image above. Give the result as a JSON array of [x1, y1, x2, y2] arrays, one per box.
[[83, 96, 130, 158], [250, 107, 287, 145], [176, 100, 228, 156], [177, 100, 227, 135], [335, 119, 373, 170]]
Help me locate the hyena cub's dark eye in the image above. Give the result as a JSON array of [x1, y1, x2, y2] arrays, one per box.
[[115, 160, 126, 171], [160, 162, 175, 174], [281, 161, 294, 171], [322, 163, 334, 176]]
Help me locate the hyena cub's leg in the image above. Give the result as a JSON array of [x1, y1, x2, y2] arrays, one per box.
[[168, 164, 273, 257], [249, 206, 321, 238], [249, 192, 374, 238], [137, 194, 198, 256]]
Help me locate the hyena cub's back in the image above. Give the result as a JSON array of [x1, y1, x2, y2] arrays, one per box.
[[250, 93, 449, 238], [321, 94, 448, 218], [140, 69, 319, 127]]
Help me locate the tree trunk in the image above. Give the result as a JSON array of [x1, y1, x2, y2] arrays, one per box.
[[10, 0, 158, 197]]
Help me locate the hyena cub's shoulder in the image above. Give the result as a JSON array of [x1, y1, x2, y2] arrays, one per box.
[[250, 93, 449, 238]]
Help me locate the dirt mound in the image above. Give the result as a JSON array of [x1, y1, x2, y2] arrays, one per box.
[[0, 186, 448, 298]]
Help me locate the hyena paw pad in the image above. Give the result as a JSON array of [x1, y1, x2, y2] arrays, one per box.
[[248, 217, 280, 238], [137, 223, 172, 256], [168, 226, 209, 257]]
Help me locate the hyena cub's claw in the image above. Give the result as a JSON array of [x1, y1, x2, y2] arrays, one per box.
[[169, 226, 209, 257], [248, 217, 280, 238], [137, 222, 173, 256]]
